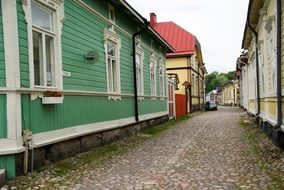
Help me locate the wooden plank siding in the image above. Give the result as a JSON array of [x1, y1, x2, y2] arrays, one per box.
[[0, 95, 6, 138], [16, 0, 168, 135], [0, 155, 15, 179], [17, 1, 29, 87], [0, 2, 5, 87]]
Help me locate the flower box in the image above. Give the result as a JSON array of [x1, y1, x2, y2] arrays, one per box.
[[42, 96, 63, 104]]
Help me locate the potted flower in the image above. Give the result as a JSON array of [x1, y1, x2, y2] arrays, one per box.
[[42, 91, 64, 104]]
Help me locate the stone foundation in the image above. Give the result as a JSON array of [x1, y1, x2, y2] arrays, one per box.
[[15, 115, 169, 176]]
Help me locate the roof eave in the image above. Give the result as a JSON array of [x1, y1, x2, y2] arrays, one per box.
[[241, 0, 264, 49], [117, 0, 175, 52]]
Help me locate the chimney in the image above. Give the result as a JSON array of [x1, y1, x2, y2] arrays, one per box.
[[150, 13, 157, 27]]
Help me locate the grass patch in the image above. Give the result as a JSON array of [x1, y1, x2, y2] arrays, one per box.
[[239, 118, 284, 189], [53, 162, 73, 176], [144, 115, 191, 136]]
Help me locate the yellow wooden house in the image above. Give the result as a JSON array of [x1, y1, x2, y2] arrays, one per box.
[[238, 0, 284, 147], [150, 13, 207, 117]]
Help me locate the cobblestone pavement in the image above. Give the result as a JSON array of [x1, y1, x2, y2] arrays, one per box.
[[4, 107, 284, 189]]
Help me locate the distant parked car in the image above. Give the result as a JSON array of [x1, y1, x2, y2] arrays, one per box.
[[205, 101, 217, 111]]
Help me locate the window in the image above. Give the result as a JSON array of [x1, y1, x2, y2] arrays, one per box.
[[191, 56, 195, 69], [150, 59, 156, 96], [196, 77, 198, 96], [32, 2, 55, 87], [107, 40, 118, 93], [104, 29, 121, 96], [191, 74, 195, 96], [108, 4, 115, 23], [136, 52, 144, 95], [22, 0, 64, 89], [159, 62, 165, 97], [150, 39, 154, 50]]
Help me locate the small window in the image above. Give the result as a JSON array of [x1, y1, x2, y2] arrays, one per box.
[[136, 52, 144, 95], [150, 61, 156, 96], [104, 29, 121, 96], [108, 4, 115, 23], [191, 74, 195, 95], [196, 78, 198, 96], [107, 39, 119, 93], [31, 2, 55, 87], [150, 39, 154, 50], [159, 62, 165, 97]]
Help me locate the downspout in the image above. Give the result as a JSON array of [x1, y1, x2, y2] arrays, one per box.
[[276, 0, 282, 128], [247, 22, 260, 117], [132, 22, 149, 122]]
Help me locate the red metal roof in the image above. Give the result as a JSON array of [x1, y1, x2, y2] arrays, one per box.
[[152, 21, 196, 56]]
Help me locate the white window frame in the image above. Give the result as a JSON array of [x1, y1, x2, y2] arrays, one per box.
[[149, 55, 157, 99], [104, 28, 121, 100], [159, 59, 165, 98], [21, 0, 64, 90], [136, 42, 144, 98], [108, 4, 115, 24]]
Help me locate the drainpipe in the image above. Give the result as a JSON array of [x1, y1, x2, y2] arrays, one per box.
[[247, 21, 260, 117], [276, 0, 282, 129], [132, 22, 149, 122]]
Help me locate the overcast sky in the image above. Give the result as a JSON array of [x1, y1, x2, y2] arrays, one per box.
[[127, 0, 249, 73]]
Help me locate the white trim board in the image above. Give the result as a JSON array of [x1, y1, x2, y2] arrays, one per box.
[[0, 88, 168, 100], [32, 111, 168, 148], [0, 139, 26, 156], [2, 0, 22, 140]]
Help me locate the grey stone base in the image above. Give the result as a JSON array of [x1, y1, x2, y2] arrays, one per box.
[[15, 115, 169, 176], [191, 104, 202, 112]]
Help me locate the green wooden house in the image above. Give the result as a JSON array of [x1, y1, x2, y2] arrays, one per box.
[[0, 0, 173, 179]]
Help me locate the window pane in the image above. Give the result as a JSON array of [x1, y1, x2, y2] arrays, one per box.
[[136, 54, 141, 66], [46, 35, 55, 86], [108, 58, 113, 91], [107, 40, 116, 56], [33, 31, 44, 86], [32, 2, 53, 31], [112, 60, 117, 92]]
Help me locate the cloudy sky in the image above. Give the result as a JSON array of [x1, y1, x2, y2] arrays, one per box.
[[127, 0, 249, 73]]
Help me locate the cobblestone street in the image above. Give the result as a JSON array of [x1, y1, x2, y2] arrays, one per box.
[[4, 107, 284, 190]]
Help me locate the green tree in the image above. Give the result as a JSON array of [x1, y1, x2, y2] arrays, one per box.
[[205, 70, 236, 94]]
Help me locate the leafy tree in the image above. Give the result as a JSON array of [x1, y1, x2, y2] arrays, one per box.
[[205, 70, 236, 94]]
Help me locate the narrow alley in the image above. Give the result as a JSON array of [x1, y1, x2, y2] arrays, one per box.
[[4, 107, 284, 190]]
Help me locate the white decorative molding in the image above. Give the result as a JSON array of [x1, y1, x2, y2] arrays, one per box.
[[2, 0, 22, 140], [0, 87, 169, 100]]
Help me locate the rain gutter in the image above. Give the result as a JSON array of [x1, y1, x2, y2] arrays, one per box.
[[132, 22, 149, 122], [276, 0, 282, 129]]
